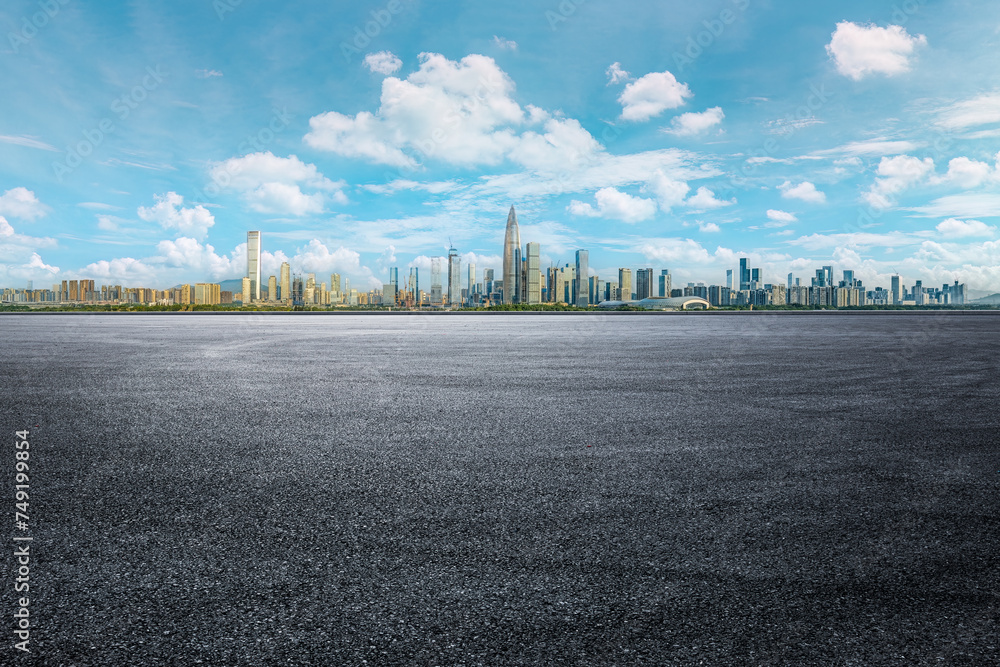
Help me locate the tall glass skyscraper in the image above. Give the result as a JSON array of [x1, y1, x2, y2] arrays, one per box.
[[575, 250, 589, 307], [502, 206, 520, 304], [739, 257, 750, 291], [447, 246, 461, 307], [636, 268, 653, 300], [431, 258, 442, 305], [247, 231, 261, 302]]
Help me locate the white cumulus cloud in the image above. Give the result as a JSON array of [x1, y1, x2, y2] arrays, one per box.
[[618, 70, 692, 122], [137, 192, 215, 239], [863, 155, 934, 209], [935, 218, 996, 238], [766, 210, 798, 227], [306, 53, 548, 168], [209, 152, 346, 216], [568, 187, 657, 223], [685, 186, 734, 210], [0, 187, 48, 221], [606, 62, 631, 85], [826, 22, 926, 80], [779, 181, 826, 204], [364, 51, 403, 75], [664, 107, 724, 137], [646, 169, 690, 211]]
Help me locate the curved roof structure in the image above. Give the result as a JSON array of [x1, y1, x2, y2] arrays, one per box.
[[597, 296, 710, 310]]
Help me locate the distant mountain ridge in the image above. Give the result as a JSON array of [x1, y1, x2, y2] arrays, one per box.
[[971, 293, 1000, 305]]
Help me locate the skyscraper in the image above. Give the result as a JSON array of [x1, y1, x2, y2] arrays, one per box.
[[431, 258, 442, 305], [575, 250, 589, 307], [527, 243, 542, 304], [619, 268, 633, 301], [409, 267, 419, 306], [739, 257, 750, 291], [330, 272, 341, 304], [447, 246, 461, 307], [660, 269, 672, 297], [726, 269, 734, 293], [267, 275, 277, 302], [467, 262, 476, 305], [502, 206, 520, 304], [280, 262, 291, 304], [247, 231, 261, 302], [636, 268, 653, 300], [891, 274, 900, 305]]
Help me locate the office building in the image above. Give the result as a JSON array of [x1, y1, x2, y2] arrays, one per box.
[[527, 243, 542, 304], [267, 276, 277, 302], [575, 250, 589, 307], [447, 245, 461, 307], [431, 257, 442, 305], [247, 231, 261, 302], [619, 268, 633, 300], [279, 262, 290, 304], [660, 269, 672, 297], [739, 258, 750, 291], [502, 206, 520, 304], [636, 268, 653, 300]]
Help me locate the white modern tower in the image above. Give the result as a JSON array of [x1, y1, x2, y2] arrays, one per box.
[[502, 206, 520, 304], [247, 231, 261, 302]]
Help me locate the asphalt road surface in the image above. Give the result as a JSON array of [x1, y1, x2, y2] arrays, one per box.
[[2, 312, 998, 665]]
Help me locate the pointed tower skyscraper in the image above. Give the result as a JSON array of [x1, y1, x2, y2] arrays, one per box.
[[502, 205, 521, 304]]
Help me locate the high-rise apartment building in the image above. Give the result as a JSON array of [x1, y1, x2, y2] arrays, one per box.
[[267, 276, 277, 302], [247, 231, 261, 302], [194, 283, 221, 305]]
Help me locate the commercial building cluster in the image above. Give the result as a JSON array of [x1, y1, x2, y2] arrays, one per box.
[[1, 206, 970, 309]]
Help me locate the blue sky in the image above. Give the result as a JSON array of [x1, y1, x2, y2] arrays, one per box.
[[3, 0, 1000, 292]]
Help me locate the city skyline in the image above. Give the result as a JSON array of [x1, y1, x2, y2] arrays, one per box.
[[3, 1, 1000, 293], [1, 214, 975, 309]]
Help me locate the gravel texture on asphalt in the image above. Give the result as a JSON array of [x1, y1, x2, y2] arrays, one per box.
[[1, 312, 998, 666]]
